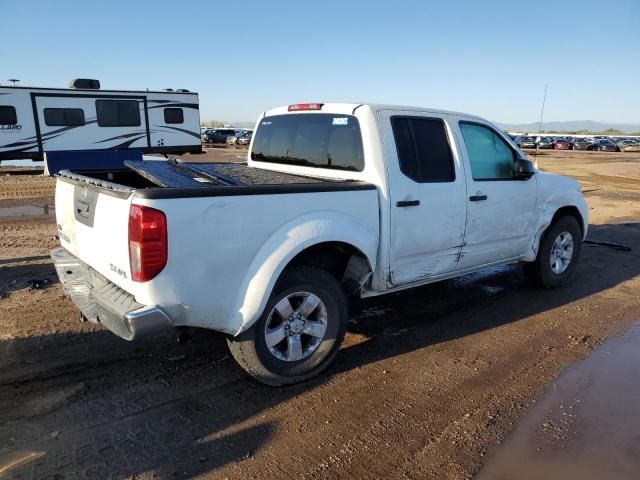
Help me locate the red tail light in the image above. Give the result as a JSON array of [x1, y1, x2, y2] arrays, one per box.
[[128, 205, 167, 282], [288, 103, 323, 111]]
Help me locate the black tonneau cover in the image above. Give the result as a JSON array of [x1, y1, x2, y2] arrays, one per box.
[[58, 160, 375, 199], [123, 160, 331, 188]]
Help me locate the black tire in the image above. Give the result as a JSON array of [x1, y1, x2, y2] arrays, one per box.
[[227, 266, 347, 386], [524, 216, 582, 288]]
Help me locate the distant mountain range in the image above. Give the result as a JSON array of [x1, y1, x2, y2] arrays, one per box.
[[231, 121, 257, 128], [496, 120, 640, 134]]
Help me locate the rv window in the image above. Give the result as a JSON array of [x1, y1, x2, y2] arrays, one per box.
[[44, 108, 85, 127], [0, 106, 17, 125], [96, 100, 141, 127], [164, 108, 184, 124]]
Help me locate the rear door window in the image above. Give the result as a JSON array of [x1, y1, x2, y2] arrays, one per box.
[[251, 113, 364, 171], [391, 116, 455, 182]]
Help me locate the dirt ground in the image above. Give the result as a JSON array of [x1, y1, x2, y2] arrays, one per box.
[[0, 149, 638, 479]]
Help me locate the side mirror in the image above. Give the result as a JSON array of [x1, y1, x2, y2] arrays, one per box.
[[515, 157, 536, 179]]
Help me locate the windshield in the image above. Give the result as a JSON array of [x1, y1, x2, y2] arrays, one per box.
[[251, 113, 364, 171]]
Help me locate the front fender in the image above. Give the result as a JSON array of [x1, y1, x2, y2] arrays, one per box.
[[524, 177, 588, 262], [231, 211, 379, 334]]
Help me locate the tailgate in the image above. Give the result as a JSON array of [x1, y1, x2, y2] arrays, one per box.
[[55, 177, 135, 291]]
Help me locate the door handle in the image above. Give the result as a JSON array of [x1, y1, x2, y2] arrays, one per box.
[[396, 200, 420, 207], [469, 195, 487, 202]]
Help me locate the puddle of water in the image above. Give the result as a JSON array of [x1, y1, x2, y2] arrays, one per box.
[[476, 323, 640, 480], [0, 202, 55, 220]]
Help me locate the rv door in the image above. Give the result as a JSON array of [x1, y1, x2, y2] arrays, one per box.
[[33, 95, 150, 154]]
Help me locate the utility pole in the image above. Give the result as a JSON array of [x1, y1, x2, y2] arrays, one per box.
[[534, 83, 548, 167], [538, 83, 548, 135], [7, 79, 20, 86]]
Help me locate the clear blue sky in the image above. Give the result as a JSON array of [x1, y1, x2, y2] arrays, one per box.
[[3, 0, 639, 125]]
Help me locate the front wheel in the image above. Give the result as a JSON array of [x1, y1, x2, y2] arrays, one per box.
[[227, 266, 347, 386], [524, 216, 582, 288]]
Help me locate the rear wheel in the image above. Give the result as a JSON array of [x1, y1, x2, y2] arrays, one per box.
[[227, 266, 347, 386], [524, 216, 582, 288]]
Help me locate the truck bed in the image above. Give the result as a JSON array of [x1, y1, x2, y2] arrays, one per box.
[[53, 158, 379, 336], [57, 160, 372, 199]]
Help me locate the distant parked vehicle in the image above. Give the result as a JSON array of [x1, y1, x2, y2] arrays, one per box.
[[520, 137, 537, 149], [537, 137, 554, 149], [621, 140, 640, 152], [237, 131, 252, 145], [201, 129, 216, 142], [226, 130, 253, 146], [588, 139, 620, 152], [553, 139, 573, 150], [205, 128, 237, 144], [507, 134, 522, 147], [572, 138, 593, 150]]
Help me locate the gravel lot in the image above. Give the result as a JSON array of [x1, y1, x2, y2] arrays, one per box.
[[0, 149, 638, 479]]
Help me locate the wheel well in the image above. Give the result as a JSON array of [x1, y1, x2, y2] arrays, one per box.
[[551, 206, 585, 237], [285, 242, 372, 294]]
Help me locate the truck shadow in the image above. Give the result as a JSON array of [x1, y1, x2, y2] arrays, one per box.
[[335, 221, 639, 375], [0, 222, 637, 479], [0, 258, 58, 295]]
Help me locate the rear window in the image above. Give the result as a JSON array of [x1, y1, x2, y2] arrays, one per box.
[[251, 114, 364, 172], [0, 106, 17, 125]]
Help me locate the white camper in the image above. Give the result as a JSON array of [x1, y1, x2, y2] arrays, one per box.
[[0, 79, 202, 161]]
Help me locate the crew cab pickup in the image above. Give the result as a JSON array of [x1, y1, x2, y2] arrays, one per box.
[[51, 102, 588, 385]]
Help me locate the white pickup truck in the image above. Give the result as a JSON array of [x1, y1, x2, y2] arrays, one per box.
[[51, 102, 588, 385]]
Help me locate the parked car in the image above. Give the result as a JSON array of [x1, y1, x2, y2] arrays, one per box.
[[537, 137, 554, 149], [205, 128, 237, 144], [553, 139, 573, 150], [572, 138, 593, 150], [237, 131, 253, 145], [227, 130, 253, 146], [50, 102, 587, 385], [201, 129, 216, 142], [507, 134, 522, 147], [520, 137, 537, 149], [588, 139, 620, 152], [621, 140, 640, 152]]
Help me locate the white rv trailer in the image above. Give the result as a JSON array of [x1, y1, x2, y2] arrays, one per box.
[[0, 80, 202, 162]]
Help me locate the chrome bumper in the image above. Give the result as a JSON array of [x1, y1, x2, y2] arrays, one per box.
[[50, 247, 173, 341]]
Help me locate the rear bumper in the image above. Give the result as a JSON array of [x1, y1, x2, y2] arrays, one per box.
[[50, 247, 173, 341]]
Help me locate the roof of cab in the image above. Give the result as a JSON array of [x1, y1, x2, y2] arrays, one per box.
[[263, 102, 486, 122]]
